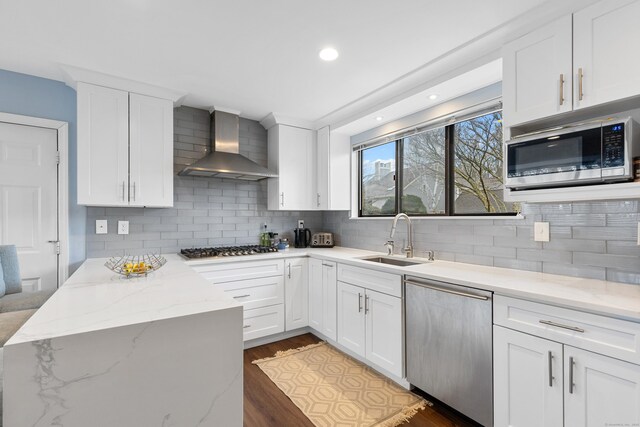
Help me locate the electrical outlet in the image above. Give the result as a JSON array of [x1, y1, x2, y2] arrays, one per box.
[[118, 221, 129, 235], [534, 222, 550, 242], [96, 220, 108, 235], [298, 220, 304, 228]]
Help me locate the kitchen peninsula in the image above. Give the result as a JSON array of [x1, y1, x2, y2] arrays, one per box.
[[3, 255, 242, 427]]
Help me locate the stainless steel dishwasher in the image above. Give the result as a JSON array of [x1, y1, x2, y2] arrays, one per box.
[[405, 276, 493, 427]]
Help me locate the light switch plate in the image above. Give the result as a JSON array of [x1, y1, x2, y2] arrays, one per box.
[[534, 222, 550, 242], [96, 220, 108, 235], [118, 221, 129, 235]]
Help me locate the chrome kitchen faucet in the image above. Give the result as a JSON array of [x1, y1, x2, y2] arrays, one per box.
[[389, 213, 413, 258]]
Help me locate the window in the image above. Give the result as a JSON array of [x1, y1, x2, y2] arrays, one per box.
[[360, 141, 396, 216], [359, 111, 517, 217]]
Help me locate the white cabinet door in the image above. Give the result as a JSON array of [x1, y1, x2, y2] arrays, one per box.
[[267, 124, 315, 210], [322, 261, 337, 341], [365, 289, 402, 377], [565, 346, 640, 427], [308, 258, 323, 331], [502, 15, 573, 126], [285, 258, 308, 331], [316, 126, 329, 210], [316, 127, 351, 211], [129, 93, 174, 207], [77, 82, 129, 206], [494, 326, 564, 427], [573, 0, 640, 110], [337, 282, 366, 357]]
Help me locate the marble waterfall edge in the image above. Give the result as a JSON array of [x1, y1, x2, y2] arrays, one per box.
[[3, 308, 243, 427]]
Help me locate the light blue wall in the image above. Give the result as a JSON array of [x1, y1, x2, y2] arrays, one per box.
[[0, 68, 85, 274]]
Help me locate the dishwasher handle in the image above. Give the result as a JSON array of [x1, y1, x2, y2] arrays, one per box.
[[404, 278, 490, 301]]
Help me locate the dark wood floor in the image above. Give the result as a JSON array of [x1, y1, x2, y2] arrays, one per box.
[[244, 333, 481, 427]]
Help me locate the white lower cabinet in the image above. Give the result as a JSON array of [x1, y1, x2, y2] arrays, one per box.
[[284, 258, 308, 331], [494, 295, 640, 427], [308, 258, 337, 341], [564, 346, 640, 427], [336, 280, 402, 378], [194, 259, 285, 342], [242, 305, 285, 341], [494, 326, 563, 427]]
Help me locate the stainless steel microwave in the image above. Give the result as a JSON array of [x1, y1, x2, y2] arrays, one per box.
[[505, 117, 637, 190]]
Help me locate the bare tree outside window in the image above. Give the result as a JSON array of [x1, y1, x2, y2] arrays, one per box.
[[454, 112, 517, 213], [402, 128, 446, 214]]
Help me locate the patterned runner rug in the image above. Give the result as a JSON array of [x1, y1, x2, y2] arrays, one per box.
[[253, 342, 430, 427]]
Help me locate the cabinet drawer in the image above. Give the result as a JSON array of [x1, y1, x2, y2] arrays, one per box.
[[242, 305, 285, 341], [218, 276, 284, 310], [337, 263, 401, 297], [494, 295, 640, 365], [192, 259, 284, 283]]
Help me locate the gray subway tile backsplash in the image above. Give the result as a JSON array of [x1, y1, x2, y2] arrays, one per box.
[[85, 106, 640, 286]]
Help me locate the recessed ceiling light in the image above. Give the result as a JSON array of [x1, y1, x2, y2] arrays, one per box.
[[319, 47, 339, 61], [375, 116, 384, 121], [429, 94, 438, 100]]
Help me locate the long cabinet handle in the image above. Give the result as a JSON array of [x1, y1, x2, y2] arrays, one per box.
[[578, 68, 584, 101], [132, 182, 136, 202], [288, 264, 291, 279], [569, 356, 575, 394], [280, 192, 285, 207], [404, 279, 489, 301], [548, 351, 554, 387], [364, 294, 369, 314], [559, 73, 565, 106], [322, 263, 334, 268], [358, 293, 362, 313], [243, 325, 251, 329], [122, 181, 126, 202], [539, 320, 585, 333], [317, 193, 320, 207], [233, 294, 251, 299]]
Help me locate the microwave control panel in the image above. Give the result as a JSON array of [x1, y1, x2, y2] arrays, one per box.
[[603, 123, 626, 168]]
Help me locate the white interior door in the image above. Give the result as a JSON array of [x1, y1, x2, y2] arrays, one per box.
[[0, 122, 58, 291]]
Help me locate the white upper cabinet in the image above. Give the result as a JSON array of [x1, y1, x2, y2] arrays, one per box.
[[267, 124, 316, 210], [502, 15, 573, 126], [129, 93, 174, 207], [77, 83, 130, 206], [315, 126, 350, 211], [77, 82, 174, 207], [573, 0, 640, 110], [503, 0, 640, 126]]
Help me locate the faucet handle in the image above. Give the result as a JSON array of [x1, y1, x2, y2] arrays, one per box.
[[384, 240, 395, 256], [424, 250, 435, 261]]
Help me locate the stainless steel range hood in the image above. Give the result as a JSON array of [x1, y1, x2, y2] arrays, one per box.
[[179, 110, 277, 180]]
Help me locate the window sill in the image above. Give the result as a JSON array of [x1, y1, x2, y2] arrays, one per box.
[[349, 214, 526, 221]]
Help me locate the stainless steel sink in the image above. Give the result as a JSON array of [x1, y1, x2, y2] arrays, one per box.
[[360, 256, 426, 267]]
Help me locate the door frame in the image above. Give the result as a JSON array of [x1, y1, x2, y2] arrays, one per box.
[[0, 112, 70, 287]]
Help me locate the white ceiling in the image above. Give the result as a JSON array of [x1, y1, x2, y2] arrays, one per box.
[[0, 0, 547, 124]]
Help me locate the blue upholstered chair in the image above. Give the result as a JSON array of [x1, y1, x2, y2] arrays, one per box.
[[0, 245, 55, 347]]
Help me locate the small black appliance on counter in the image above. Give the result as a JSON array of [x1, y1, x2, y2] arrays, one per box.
[[294, 228, 311, 248]]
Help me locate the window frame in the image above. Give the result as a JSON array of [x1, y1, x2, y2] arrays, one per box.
[[358, 110, 516, 218]]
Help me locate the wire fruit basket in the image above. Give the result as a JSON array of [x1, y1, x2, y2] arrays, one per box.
[[105, 254, 167, 278]]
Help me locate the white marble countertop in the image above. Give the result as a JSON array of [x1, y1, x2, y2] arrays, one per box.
[[186, 246, 640, 322], [6, 254, 241, 346]]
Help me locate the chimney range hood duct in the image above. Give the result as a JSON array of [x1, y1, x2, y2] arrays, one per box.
[[179, 110, 277, 180]]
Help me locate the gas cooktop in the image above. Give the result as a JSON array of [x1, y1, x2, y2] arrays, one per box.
[[179, 245, 279, 259]]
